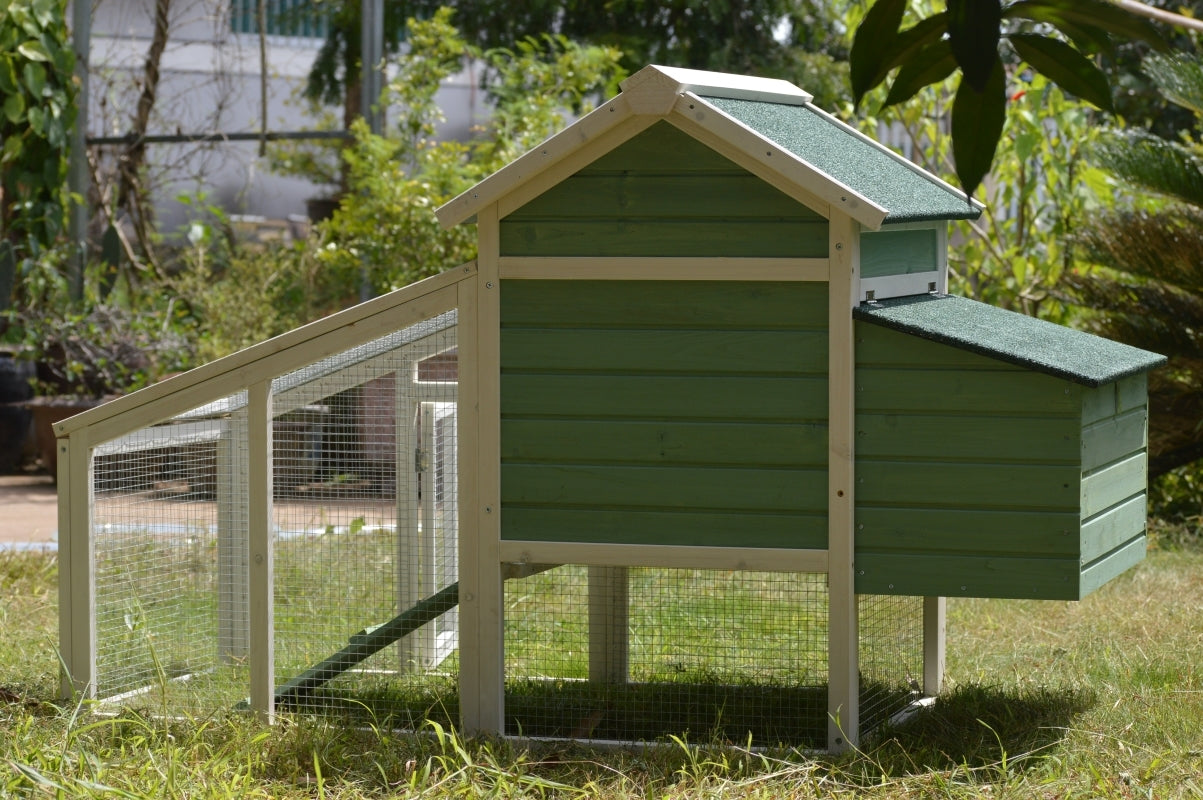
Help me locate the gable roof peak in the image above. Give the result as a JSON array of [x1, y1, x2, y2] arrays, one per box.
[[620, 65, 812, 114]]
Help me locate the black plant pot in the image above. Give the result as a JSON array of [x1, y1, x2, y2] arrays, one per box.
[[0, 353, 34, 474]]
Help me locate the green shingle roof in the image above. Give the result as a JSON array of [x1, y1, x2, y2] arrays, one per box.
[[854, 294, 1165, 387], [702, 96, 981, 224]]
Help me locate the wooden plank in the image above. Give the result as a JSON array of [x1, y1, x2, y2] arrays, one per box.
[[1079, 535, 1147, 598], [856, 322, 1029, 371], [59, 430, 94, 700], [588, 566, 629, 684], [1080, 383, 1117, 425], [854, 507, 1081, 557], [501, 279, 828, 329], [1117, 373, 1148, 413], [857, 460, 1081, 511], [1081, 406, 1147, 472], [501, 419, 827, 467], [1080, 452, 1147, 519], [498, 539, 829, 572], [857, 367, 1080, 415], [496, 257, 829, 282], [1080, 493, 1147, 565], [500, 328, 828, 375], [499, 218, 830, 258], [247, 380, 274, 719], [501, 463, 828, 514], [579, 121, 744, 174], [922, 596, 945, 697], [500, 374, 829, 421], [509, 173, 825, 220], [855, 413, 1079, 463], [827, 211, 859, 752], [501, 507, 828, 549], [854, 551, 1081, 600], [860, 228, 940, 279]]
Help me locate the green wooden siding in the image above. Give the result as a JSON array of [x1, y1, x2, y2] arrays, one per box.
[[500, 122, 828, 258], [853, 322, 1150, 600], [860, 228, 940, 279], [500, 280, 829, 549]]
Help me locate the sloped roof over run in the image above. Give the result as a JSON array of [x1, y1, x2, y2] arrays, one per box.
[[437, 65, 981, 231], [854, 294, 1166, 387]]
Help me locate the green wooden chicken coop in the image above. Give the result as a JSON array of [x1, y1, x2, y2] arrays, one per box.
[[57, 65, 1164, 753]]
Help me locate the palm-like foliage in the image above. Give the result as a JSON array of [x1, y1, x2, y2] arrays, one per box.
[[1068, 54, 1203, 477]]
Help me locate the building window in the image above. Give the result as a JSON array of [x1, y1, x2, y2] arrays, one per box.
[[231, 0, 329, 39]]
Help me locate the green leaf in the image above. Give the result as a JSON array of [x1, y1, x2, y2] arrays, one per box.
[[31, 0, 56, 28], [1143, 53, 1203, 117], [3, 92, 25, 124], [850, 0, 906, 106], [948, 0, 1001, 93], [22, 61, 45, 97], [951, 55, 1006, 201], [1003, 0, 1168, 52], [884, 40, 957, 107], [16, 39, 51, 62], [1008, 33, 1114, 112], [27, 105, 44, 135], [0, 56, 16, 95]]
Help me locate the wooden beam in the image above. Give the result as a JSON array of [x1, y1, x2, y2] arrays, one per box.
[[498, 541, 829, 573], [497, 257, 828, 282]]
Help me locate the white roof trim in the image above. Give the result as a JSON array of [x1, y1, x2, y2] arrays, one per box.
[[622, 64, 813, 106]]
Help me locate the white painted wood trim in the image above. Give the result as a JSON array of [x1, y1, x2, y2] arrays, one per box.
[[498, 541, 830, 573], [55, 262, 477, 439], [58, 430, 95, 700], [217, 417, 249, 662], [923, 596, 946, 697], [396, 372, 421, 671], [673, 94, 889, 229], [497, 257, 829, 282], [588, 566, 629, 684], [622, 64, 813, 107], [804, 102, 983, 213], [456, 268, 483, 733], [437, 94, 636, 228], [859, 272, 941, 303], [826, 212, 860, 752], [247, 380, 274, 720]]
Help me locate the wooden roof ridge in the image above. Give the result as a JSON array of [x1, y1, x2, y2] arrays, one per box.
[[435, 65, 973, 231]]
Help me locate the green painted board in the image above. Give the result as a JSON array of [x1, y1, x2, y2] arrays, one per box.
[[511, 174, 823, 220], [502, 419, 827, 468], [582, 121, 750, 174], [855, 507, 1081, 557], [854, 552, 1081, 599], [1080, 407, 1147, 472], [1080, 383, 1117, 425], [1080, 452, 1147, 519], [1080, 493, 1147, 565], [501, 374, 828, 421], [856, 460, 1081, 510], [501, 507, 827, 549], [501, 328, 827, 375], [1079, 536, 1147, 598], [499, 218, 829, 258], [1117, 373, 1148, 413], [860, 228, 940, 279], [856, 413, 1079, 463], [501, 280, 828, 329], [501, 464, 827, 514], [857, 367, 1080, 415]]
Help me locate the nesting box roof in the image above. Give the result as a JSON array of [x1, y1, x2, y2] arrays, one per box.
[[854, 294, 1166, 387], [437, 65, 982, 231]]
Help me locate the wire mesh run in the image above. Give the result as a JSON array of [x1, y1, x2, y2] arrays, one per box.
[[89, 312, 458, 718], [858, 593, 924, 729]]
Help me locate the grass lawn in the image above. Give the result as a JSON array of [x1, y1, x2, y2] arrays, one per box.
[[3, 524, 1202, 798]]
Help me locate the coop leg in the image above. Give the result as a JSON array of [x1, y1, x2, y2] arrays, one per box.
[[395, 378, 421, 671], [588, 566, 629, 684], [922, 596, 945, 696], [217, 418, 249, 663]]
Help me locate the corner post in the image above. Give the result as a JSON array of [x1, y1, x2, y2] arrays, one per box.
[[827, 212, 860, 752], [58, 429, 95, 701], [923, 596, 946, 696], [247, 380, 274, 719], [458, 207, 504, 735]]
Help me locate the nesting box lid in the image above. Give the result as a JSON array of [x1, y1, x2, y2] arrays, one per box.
[[437, 65, 983, 231], [854, 293, 1167, 387]]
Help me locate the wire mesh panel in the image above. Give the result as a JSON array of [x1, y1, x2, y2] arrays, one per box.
[[858, 593, 924, 730], [91, 394, 250, 712], [270, 316, 458, 721], [503, 566, 831, 747]]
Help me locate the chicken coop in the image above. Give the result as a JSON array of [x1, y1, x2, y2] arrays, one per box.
[[57, 66, 1165, 752]]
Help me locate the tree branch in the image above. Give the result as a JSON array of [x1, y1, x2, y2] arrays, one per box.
[[1115, 0, 1203, 34]]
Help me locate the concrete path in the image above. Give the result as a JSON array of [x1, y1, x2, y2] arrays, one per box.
[[0, 474, 57, 546]]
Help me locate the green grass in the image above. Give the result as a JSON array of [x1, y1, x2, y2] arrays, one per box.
[[4, 529, 1203, 797]]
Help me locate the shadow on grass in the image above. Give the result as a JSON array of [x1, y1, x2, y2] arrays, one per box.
[[862, 683, 1098, 773]]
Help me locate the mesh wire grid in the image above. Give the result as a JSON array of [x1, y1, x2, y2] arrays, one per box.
[[858, 593, 924, 731]]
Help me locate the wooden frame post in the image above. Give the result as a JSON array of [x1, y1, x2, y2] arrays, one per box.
[[923, 596, 946, 696], [827, 212, 860, 752], [458, 206, 505, 734], [58, 431, 95, 701], [588, 566, 629, 684], [247, 380, 274, 719], [218, 416, 250, 662]]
